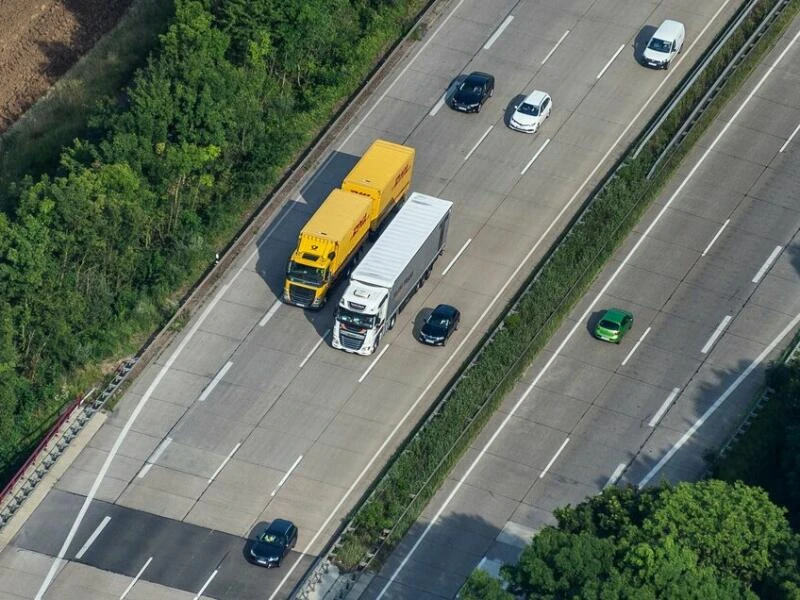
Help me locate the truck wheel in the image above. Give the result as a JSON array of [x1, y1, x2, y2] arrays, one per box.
[[388, 314, 396, 330], [424, 267, 431, 281]]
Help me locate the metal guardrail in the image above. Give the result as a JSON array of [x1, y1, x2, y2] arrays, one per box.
[[0, 358, 136, 531]]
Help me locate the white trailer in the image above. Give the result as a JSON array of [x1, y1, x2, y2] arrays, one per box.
[[332, 193, 453, 355]]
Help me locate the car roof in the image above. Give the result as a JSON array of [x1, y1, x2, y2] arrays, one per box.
[[522, 90, 549, 105], [466, 71, 491, 82], [654, 19, 684, 38], [602, 308, 631, 322], [432, 304, 458, 316], [266, 519, 294, 534]]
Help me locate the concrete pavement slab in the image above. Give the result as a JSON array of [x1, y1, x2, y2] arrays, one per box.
[[117, 482, 195, 522]]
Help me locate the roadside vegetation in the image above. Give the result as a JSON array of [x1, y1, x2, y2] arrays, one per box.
[[332, 0, 800, 576], [0, 0, 429, 482]]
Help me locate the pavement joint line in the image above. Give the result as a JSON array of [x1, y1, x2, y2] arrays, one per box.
[[299, 330, 330, 369], [539, 437, 569, 479], [604, 463, 627, 488], [74, 515, 110, 560], [484, 15, 514, 50], [276, 2, 740, 597], [272, 454, 304, 497], [701, 218, 730, 256], [198, 361, 232, 401], [465, 126, 493, 161], [596, 44, 625, 79], [259, 300, 281, 327], [649, 388, 681, 427], [701, 315, 732, 353], [137, 436, 173, 478], [208, 442, 241, 484], [375, 5, 790, 595], [752, 245, 782, 283], [541, 30, 570, 65], [120, 556, 152, 600], [429, 94, 446, 117], [34, 282, 231, 600], [640, 310, 800, 487], [359, 345, 390, 383], [192, 569, 218, 600], [337, 0, 470, 151], [441, 239, 472, 276], [621, 326, 650, 366], [779, 121, 800, 152], [521, 138, 550, 175]]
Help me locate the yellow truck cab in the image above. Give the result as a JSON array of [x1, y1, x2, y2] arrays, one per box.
[[283, 139, 415, 309]]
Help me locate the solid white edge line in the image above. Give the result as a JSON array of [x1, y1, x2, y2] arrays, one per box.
[[596, 44, 625, 79], [430, 94, 446, 117], [701, 218, 730, 256], [604, 463, 626, 488], [464, 126, 493, 162], [359, 345, 390, 383], [119, 556, 153, 600], [521, 138, 551, 175], [299, 330, 330, 369], [640, 311, 800, 487], [701, 315, 732, 353], [648, 387, 681, 427], [273, 4, 742, 599], [441, 239, 472, 276], [779, 122, 800, 152], [207, 442, 241, 484], [137, 436, 173, 478], [192, 569, 218, 600], [541, 30, 570, 65], [259, 300, 281, 327], [198, 361, 233, 402], [75, 516, 111, 560], [484, 15, 514, 50], [752, 245, 783, 283], [539, 438, 570, 479], [337, 0, 470, 151], [272, 455, 304, 497], [621, 326, 651, 366]]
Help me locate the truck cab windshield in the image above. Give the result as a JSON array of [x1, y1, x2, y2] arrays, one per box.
[[336, 307, 376, 329], [287, 261, 326, 286]]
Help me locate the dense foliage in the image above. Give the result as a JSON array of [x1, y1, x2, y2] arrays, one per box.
[[0, 0, 426, 478], [335, 0, 799, 571], [461, 482, 800, 600]]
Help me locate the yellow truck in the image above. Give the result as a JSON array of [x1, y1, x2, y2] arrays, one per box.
[[283, 139, 415, 309]]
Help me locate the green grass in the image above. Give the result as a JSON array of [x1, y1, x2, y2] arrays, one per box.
[[0, 0, 175, 202]]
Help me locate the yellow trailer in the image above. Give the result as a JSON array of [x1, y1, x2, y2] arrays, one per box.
[[341, 139, 415, 234], [283, 190, 372, 309]]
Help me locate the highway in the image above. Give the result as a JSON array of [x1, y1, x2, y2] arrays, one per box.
[[364, 12, 800, 600], [0, 0, 745, 599]]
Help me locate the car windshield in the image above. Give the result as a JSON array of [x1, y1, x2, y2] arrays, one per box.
[[428, 316, 450, 329], [599, 319, 620, 331], [517, 102, 540, 116], [286, 261, 325, 286], [648, 38, 672, 53], [261, 533, 279, 543], [461, 78, 483, 92], [337, 307, 376, 329]]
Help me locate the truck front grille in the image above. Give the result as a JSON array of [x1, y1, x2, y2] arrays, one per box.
[[289, 285, 315, 306], [339, 331, 365, 351]]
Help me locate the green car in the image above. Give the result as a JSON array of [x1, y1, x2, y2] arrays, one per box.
[[594, 308, 634, 343]]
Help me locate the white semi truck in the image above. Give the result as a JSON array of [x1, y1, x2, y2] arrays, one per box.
[[332, 193, 453, 355]]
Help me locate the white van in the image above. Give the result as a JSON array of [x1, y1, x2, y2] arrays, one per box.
[[642, 20, 685, 69]]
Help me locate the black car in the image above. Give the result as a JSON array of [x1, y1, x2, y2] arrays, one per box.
[[419, 304, 460, 346], [249, 519, 298, 568], [449, 72, 495, 113]]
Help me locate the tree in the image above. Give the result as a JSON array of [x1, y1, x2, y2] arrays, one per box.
[[460, 569, 513, 600]]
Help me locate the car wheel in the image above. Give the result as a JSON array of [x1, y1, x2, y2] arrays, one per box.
[[489, 88, 493, 97], [476, 104, 481, 113]]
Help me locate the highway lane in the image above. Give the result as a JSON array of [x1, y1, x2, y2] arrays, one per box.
[[0, 0, 740, 599], [364, 13, 800, 600]]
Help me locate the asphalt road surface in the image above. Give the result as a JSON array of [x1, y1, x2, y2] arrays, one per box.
[[0, 0, 747, 599], [362, 13, 800, 600]]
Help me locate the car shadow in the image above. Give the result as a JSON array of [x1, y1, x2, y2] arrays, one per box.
[[504, 94, 527, 127], [634, 25, 657, 64], [413, 307, 436, 338], [243, 521, 270, 564], [444, 74, 467, 108], [586, 310, 607, 337]]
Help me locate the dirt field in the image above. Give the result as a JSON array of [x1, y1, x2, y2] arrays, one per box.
[[0, 0, 132, 132]]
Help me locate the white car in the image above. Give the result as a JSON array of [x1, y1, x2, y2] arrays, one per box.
[[508, 90, 552, 133]]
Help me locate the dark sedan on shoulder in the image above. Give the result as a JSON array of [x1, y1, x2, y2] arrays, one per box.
[[419, 304, 460, 346], [249, 519, 297, 568], [449, 72, 495, 113]]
